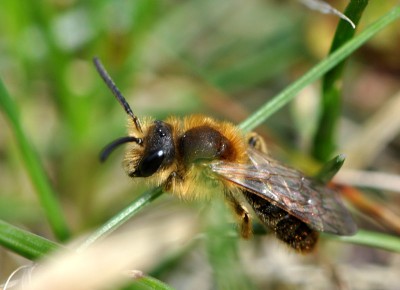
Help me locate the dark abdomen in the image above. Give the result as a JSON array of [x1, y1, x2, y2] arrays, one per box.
[[243, 190, 319, 253]]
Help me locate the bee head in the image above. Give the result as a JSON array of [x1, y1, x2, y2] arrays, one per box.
[[127, 120, 175, 177], [94, 58, 175, 178]]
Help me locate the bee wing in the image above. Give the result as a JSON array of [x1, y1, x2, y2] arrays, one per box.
[[209, 147, 357, 235]]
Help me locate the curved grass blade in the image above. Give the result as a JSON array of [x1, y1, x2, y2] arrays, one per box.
[[312, 0, 369, 161], [0, 79, 70, 242], [239, 5, 400, 132], [130, 275, 177, 290], [323, 229, 400, 253], [0, 220, 60, 260], [0, 217, 174, 290], [314, 154, 346, 184], [299, 0, 356, 29]]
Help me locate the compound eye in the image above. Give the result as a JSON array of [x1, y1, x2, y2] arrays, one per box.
[[135, 150, 165, 177]]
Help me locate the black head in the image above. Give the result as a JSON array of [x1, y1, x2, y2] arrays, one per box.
[[129, 121, 175, 177], [95, 58, 175, 177]]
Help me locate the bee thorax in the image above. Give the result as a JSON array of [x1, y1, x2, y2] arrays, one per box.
[[178, 125, 235, 165]]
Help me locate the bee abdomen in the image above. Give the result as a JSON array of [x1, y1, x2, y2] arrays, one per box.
[[274, 214, 319, 253], [243, 191, 318, 253]]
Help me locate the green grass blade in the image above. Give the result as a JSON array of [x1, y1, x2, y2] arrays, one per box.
[[251, 223, 400, 253], [131, 275, 177, 290], [324, 229, 400, 253], [0, 79, 70, 242], [0, 220, 60, 260], [239, 5, 400, 132], [0, 220, 174, 290], [77, 187, 170, 289], [312, 0, 369, 161], [314, 154, 346, 184], [78, 187, 164, 251]]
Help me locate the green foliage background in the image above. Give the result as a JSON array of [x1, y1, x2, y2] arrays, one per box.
[[0, 1, 399, 289]]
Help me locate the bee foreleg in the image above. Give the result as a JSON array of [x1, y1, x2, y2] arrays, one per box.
[[224, 190, 252, 239], [163, 171, 183, 192]]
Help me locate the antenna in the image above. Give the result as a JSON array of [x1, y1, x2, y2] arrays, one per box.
[[99, 136, 143, 162], [93, 57, 143, 133]]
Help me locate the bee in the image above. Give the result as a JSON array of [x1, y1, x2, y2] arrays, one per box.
[[94, 57, 357, 253]]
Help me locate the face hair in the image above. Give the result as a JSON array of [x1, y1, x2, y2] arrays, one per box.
[[93, 57, 143, 133], [100, 136, 143, 162]]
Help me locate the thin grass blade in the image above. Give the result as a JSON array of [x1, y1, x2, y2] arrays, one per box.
[[312, 0, 369, 161], [239, 6, 400, 132], [0, 79, 70, 241]]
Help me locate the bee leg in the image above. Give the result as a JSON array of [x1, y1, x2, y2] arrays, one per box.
[[164, 171, 178, 191], [246, 132, 267, 153], [225, 191, 252, 239], [163, 171, 183, 192]]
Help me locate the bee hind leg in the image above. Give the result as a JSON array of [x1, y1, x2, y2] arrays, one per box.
[[225, 190, 252, 239], [246, 132, 267, 153]]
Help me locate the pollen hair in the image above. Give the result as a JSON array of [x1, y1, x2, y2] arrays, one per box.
[[123, 113, 248, 200]]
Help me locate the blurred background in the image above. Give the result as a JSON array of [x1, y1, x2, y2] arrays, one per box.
[[0, 0, 399, 289]]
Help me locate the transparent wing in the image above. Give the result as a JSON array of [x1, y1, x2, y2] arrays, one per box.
[[209, 147, 357, 235]]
